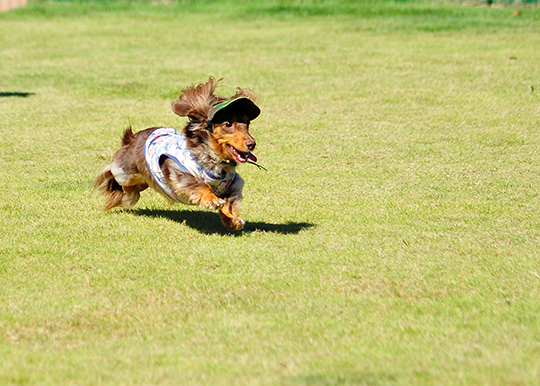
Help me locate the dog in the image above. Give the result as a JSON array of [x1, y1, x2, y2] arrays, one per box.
[[94, 77, 261, 230]]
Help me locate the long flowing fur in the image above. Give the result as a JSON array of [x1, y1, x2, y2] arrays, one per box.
[[171, 76, 257, 123], [94, 77, 259, 230], [94, 127, 148, 210]]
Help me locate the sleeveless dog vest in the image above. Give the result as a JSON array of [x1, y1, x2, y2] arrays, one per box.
[[144, 127, 236, 204]]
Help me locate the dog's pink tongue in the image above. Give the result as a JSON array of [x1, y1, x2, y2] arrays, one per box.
[[248, 153, 257, 162]]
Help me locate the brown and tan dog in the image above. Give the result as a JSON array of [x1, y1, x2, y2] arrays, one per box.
[[94, 77, 260, 230]]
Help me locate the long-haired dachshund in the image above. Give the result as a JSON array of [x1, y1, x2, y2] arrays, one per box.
[[94, 77, 260, 230]]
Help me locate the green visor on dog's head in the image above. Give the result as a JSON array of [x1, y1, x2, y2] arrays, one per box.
[[207, 97, 260, 131]]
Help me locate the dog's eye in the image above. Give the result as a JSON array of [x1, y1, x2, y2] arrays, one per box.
[[225, 122, 233, 128]]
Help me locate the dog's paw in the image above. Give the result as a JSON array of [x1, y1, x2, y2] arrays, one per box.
[[200, 197, 226, 211], [220, 213, 245, 230], [230, 217, 246, 230]]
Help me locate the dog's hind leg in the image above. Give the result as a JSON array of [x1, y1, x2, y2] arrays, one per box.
[[94, 164, 126, 210], [120, 184, 147, 208], [94, 164, 147, 210]]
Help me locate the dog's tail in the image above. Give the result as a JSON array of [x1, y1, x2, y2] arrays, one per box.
[[120, 126, 136, 147], [93, 127, 139, 210]]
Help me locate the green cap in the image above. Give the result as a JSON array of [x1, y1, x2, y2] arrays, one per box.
[[208, 97, 261, 125]]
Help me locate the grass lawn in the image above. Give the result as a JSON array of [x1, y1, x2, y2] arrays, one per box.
[[1, 0, 540, 384]]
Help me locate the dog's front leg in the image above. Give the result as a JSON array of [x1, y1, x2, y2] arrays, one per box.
[[218, 175, 245, 230], [162, 158, 225, 210], [195, 186, 227, 210], [219, 197, 245, 230]]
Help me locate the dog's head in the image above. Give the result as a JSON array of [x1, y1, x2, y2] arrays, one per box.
[[171, 77, 260, 165]]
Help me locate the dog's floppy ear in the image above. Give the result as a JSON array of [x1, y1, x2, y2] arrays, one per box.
[[171, 76, 225, 123], [171, 99, 203, 123], [171, 99, 191, 117], [230, 87, 258, 103]]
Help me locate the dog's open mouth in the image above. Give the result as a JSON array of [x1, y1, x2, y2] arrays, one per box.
[[227, 144, 257, 163]]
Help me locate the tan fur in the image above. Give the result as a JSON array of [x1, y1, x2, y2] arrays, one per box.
[[94, 77, 259, 230]]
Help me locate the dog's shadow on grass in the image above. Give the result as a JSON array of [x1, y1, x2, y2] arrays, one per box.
[[129, 208, 314, 235]]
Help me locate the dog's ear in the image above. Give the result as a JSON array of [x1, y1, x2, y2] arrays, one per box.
[[171, 76, 225, 123], [171, 99, 201, 121], [171, 97, 210, 123], [230, 87, 258, 104]]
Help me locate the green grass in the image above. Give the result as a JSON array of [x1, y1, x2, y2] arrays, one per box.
[[1, 1, 540, 384]]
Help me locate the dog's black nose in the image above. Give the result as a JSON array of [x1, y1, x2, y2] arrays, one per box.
[[246, 140, 256, 151]]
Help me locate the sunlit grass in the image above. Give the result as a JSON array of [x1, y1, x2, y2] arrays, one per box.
[[1, 1, 540, 385]]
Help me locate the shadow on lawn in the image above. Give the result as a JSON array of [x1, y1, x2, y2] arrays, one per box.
[[0, 92, 35, 98], [129, 208, 314, 235]]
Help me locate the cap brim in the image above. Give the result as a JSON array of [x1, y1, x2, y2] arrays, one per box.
[[208, 97, 261, 123]]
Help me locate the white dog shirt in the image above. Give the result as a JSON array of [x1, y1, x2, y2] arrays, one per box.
[[144, 127, 236, 204]]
